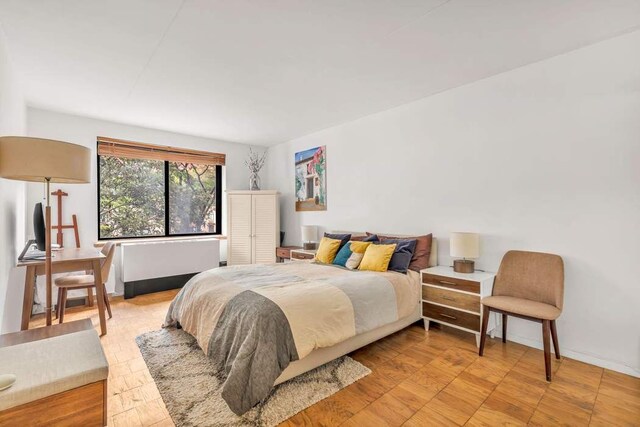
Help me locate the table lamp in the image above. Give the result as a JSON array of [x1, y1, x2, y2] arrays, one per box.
[[0, 136, 90, 327], [301, 225, 318, 250], [450, 232, 480, 273]]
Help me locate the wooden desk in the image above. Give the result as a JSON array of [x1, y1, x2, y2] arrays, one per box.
[[17, 248, 107, 335]]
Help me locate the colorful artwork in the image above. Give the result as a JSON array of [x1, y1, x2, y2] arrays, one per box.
[[295, 146, 326, 211]]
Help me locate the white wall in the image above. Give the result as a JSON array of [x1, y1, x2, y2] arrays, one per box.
[[25, 108, 267, 297], [266, 30, 640, 376], [0, 26, 27, 333]]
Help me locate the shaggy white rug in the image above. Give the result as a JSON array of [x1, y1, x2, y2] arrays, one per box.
[[136, 328, 371, 426]]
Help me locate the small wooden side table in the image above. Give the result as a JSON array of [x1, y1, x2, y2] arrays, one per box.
[[420, 266, 498, 347], [290, 249, 317, 261], [276, 246, 303, 262]]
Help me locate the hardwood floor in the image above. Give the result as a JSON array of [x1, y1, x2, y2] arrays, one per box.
[[30, 290, 640, 426]]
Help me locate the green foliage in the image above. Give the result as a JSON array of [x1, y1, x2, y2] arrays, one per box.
[[169, 163, 217, 234], [99, 157, 164, 238], [99, 157, 217, 238]]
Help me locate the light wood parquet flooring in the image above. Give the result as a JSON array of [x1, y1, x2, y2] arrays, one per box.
[[30, 290, 640, 427]]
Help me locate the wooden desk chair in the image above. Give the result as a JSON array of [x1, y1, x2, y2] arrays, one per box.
[[479, 250, 564, 381], [55, 242, 115, 323]]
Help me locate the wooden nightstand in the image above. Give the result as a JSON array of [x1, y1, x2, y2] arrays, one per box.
[[420, 266, 498, 347], [276, 246, 303, 262], [290, 249, 317, 261]]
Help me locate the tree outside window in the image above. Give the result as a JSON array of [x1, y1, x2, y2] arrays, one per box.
[[99, 155, 221, 239]]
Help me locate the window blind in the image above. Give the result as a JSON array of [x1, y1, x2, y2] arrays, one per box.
[[97, 136, 226, 166]]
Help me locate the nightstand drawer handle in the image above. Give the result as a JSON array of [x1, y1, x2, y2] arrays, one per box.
[[441, 296, 456, 301], [440, 313, 457, 320], [439, 280, 457, 285]]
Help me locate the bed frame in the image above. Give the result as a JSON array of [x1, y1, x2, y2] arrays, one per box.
[[275, 236, 438, 385]]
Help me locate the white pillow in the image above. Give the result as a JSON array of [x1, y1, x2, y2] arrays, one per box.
[[345, 252, 364, 270]]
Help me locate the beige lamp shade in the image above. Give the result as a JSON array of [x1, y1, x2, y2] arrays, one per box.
[[0, 136, 91, 183], [301, 225, 318, 242], [450, 232, 480, 259]]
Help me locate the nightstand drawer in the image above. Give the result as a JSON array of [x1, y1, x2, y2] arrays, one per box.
[[422, 286, 480, 313], [291, 251, 314, 260], [421, 273, 480, 294], [276, 248, 291, 259], [422, 302, 480, 332]]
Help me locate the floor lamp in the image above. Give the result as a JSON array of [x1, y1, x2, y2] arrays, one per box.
[[0, 136, 90, 326]]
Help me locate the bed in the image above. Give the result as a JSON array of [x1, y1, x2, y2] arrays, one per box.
[[164, 236, 437, 415]]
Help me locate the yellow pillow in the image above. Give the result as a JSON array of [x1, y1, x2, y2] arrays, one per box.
[[349, 241, 371, 254], [315, 237, 342, 264], [358, 244, 397, 272]]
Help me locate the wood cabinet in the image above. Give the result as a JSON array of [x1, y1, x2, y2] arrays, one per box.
[[276, 246, 303, 262], [227, 191, 279, 265], [420, 266, 497, 347]]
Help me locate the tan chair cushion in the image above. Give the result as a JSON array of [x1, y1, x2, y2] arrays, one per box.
[[55, 274, 95, 288], [482, 295, 561, 320]]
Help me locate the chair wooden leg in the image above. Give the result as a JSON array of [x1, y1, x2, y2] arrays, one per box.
[[542, 319, 552, 381], [55, 289, 62, 320], [479, 305, 490, 356], [86, 288, 94, 307], [550, 320, 560, 359], [103, 284, 112, 319], [502, 313, 507, 343], [58, 289, 67, 324]]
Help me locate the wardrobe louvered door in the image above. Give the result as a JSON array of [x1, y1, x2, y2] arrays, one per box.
[[252, 194, 278, 263], [227, 191, 279, 266], [228, 194, 252, 265]]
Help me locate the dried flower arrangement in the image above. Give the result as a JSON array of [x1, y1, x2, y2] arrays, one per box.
[[245, 148, 267, 190]]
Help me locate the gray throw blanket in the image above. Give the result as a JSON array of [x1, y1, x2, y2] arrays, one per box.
[[164, 262, 419, 415]]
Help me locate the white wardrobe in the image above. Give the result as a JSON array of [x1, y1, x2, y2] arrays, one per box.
[[227, 190, 280, 265]]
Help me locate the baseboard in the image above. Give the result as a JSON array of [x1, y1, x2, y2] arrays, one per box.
[[124, 273, 197, 299], [503, 332, 640, 378]]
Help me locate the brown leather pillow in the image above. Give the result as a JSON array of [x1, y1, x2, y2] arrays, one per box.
[[366, 232, 432, 272]]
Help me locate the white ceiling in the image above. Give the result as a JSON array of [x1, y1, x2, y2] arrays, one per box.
[[1, 0, 640, 146]]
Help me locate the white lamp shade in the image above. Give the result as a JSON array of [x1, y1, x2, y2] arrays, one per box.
[[301, 225, 318, 242], [450, 232, 480, 258], [0, 136, 91, 183]]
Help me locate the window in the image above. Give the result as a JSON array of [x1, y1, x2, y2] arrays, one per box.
[[97, 137, 223, 239]]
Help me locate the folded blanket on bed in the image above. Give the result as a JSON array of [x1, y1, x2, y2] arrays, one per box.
[[164, 262, 419, 415]]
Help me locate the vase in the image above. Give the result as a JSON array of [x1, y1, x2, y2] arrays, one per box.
[[249, 173, 260, 191]]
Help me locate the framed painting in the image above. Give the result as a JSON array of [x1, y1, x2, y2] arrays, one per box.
[[295, 146, 326, 211]]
